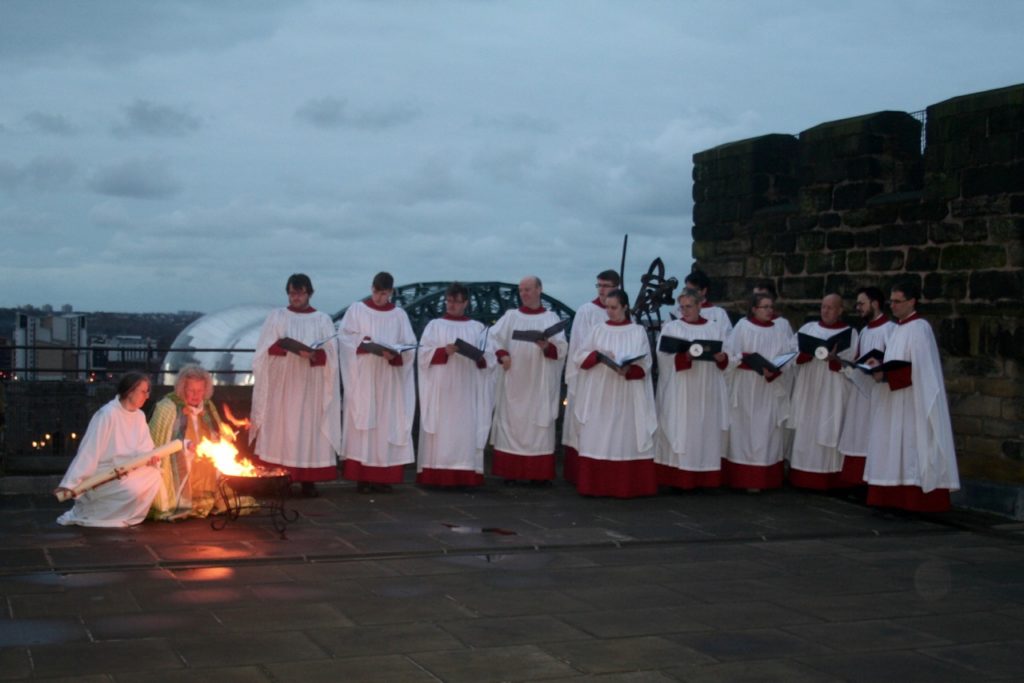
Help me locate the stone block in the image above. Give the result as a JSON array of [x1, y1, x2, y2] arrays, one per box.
[[745, 257, 764, 277], [924, 272, 968, 300], [990, 217, 1024, 242], [853, 229, 880, 247], [951, 194, 1011, 218], [867, 249, 905, 271], [826, 231, 855, 249], [900, 199, 949, 222], [1003, 399, 1024, 421], [880, 222, 928, 246], [833, 181, 886, 210], [693, 217, 735, 241], [692, 241, 715, 260], [1008, 241, 1024, 268], [773, 233, 797, 253], [981, 417, 1023, 438], [796, 232, 826, 251], [907, 247, 941, 271], [718, 258, 745, 277], [819, 212, 841, 228], [780, 276, 825, 300], [783, 254, 805, 275], [968, 270, 1023, 301], [930, 221, 963, 243], [1011, 194, 1024, 213], [951, 415, 982, 436], [944, 374, 977, 394], [847, 250, 866, 271], [963, 219, 989, 241], [938, 316, 970, 355], [825, 273, 871, 297], [1003, 440, 1023, 461], [964, 435, 1006, 458], [786, 215, 818, 232], [953, 393, 1004, 418], [717, 238, 752, 255], [805, 252, 833, 274], [962, 161, 1024, 197], [941, 245, 1007, 270], [765, 255, 786, 277]]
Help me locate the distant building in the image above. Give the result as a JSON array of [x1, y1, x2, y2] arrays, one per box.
[[90, 334, 158, 372], [13, 311, 88, 381]]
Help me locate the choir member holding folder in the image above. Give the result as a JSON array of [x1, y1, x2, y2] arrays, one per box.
[[865, 281, 959, 511], [787, 294, 859, 490], [572, 289, 658, 498], [416, 283, 496, 487], [251, 273, 341, 497], [722, 291, 797, 491], [655, 288, 730, 490], [338, 272, 417, 493], [489, 276, 568, 483]]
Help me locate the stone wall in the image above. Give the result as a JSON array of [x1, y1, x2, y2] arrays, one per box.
[[692, 83, 1024, 488]]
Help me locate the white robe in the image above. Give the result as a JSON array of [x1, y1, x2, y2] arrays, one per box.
[[338, 301, 417, 467], [574, 322, 657, 460], [655, 318, 730, 471], [788, 321, 859, 474], [57, 398, 162, 527], [724, 317, 796, 467], [562, 299, 607, 452], [865, 316, 960, 493], [838, 316, 896, 457], [250, 307, 342, 470], [417, 317, 497, 474], [489, 308, 568, 456]]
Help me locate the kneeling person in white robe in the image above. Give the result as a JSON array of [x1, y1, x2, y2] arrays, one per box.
[[55, 372, 163, 527]]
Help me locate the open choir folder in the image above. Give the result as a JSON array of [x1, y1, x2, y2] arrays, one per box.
[[454, 338, 485, 362], [275, 333, 337, 355], [658, 335, 723, 361], [797, 327, 853, 355], [742, 351, 798, 375], [511, 318, 569, 342], [358, 340, 418, 356], [595, 351, 646, 370]]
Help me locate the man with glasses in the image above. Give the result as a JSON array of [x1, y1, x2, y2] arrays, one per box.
[[837, 287, 895, 485], [864, 281, 959, 511], [562, 269, 619, 483]]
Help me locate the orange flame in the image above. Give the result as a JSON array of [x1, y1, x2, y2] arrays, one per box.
[[221, 403, 251, 430], [195, 423, 257, 477]]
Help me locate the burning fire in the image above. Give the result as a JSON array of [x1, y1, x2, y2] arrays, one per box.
[[222, 403, 251, 430], [195, 422, 257, 477]]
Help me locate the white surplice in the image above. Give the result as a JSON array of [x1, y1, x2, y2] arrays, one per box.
[[865, 316, 960, 493], [838, 316, 896, 457], [57, 398, 162, 527], [562, 299, 607, 453], [489, 308, 567, 456], [573, 322, 657, 461], [655, 318, 731, 472], [724, 317, 796, 468], [338, 301, 417, 468], [250, 307, 342, 471], [417, 316, 497, 474], [788, 321, 859, 475]]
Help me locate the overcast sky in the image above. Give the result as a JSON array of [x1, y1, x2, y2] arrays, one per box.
[[2, 0, 1021, 316]]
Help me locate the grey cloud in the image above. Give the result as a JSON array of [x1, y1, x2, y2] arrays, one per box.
[[0, 156, 78, 191], [89, 158, 182, 199], [24, 111, 77, 136], [112, 99, 201, 138], [295, 96, 420, 130], [473, 113, 558, 134]]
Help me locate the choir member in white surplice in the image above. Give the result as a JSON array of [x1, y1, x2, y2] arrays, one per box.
[[562, 268, 617, 484], [787, 294, 859, 490], [416, 283, 497, 488], [670, 269, 735, 336], [655, 288, 730, 490], [837, 287, 896, 485], [338, 271, 417, 493], [865, 281, 959, 512], [573, 289, 658, 498], [251, 274, 341, 497], [489, 275, 568, 483], [723, 292, 797, 491], [55, 372, 163, 527]]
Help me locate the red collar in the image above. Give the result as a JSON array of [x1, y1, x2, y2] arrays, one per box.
[[519, 306, 546, 314], [592, 297, 606, 308], [442, 314, 469, 321], [747, 315, 774, 328], [605, 319, 630, 326], [364, 299, 395, 312], [287, 306, 316, 313], [819, 320, 847, 330], [867, 314, 890, 329], [684, 316, 708, 325], [897, 312, 921, 325]]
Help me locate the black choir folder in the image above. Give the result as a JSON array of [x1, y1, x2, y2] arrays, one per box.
[[275, 335, 334, 355], [454, 338, 485, 362], [595, 351, 646, 371], [743, 351, 798, 375], [511, 318, 569, 342], [797, 327, 853, 356], [358, 340, 418, 356], [658, 335, 723, 361], [839, 349, 909, 373]]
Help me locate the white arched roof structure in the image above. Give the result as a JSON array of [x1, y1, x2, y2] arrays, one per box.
[[159, 305, 272, 386]]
